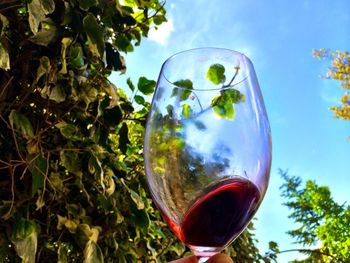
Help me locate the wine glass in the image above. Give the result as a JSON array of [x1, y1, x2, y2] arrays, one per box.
[[144, 48, 271, 262]]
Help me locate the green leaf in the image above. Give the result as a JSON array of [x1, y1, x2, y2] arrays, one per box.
[[55, 121, 82, 141], [69, 45, 85, 68], [0, 14, 9, 70], [130, 203, 150, 229], [9, 110, 34, 139], [78, 0, 98, 11], [29, 20, 57, 46], [58, 243, 69, 263], [106, 42, 126, 72], [211, 92, 235, 120], [182, 104, 192, 119], [129, 189, 145, 210], [174, 79, 193, 90], [114, 34, 134, 53], [153, 15, 167, 25], [83, 13, 105, 58], [126, 78, 135, 91], [0, 42, 10, 71], [137, 77, 156, 95], [36, 56, 51, 82], [134, 95, 145, 105], [84, 240, 104, 263], [130, 29, 141, 46], [60, 37, 73, 74], [172, 79, 193, 101], [206, 64, 226, 85], [28, 155, 47, 197], [0, 14, 9, 36], [28, 0, 55, 34], [225, 88, 245, 103], [119, 122, 130, 154], [88, 154, 104, 191], [11, 218, 39, 263], [57, 215, 78, 233], [49, 85, 66, 103], [60, 150, 81, 173]]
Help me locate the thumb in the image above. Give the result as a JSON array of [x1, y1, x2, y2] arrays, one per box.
[[206, 254, 233, 263]]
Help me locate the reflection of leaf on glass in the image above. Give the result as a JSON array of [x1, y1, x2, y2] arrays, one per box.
[[206, 64, 226, 85], [182, 104, 192, 119], [206, 64, 245, 120], [212, 92, 235, 120], [172, 79, 193, 101], [210, 89, 245, 120]]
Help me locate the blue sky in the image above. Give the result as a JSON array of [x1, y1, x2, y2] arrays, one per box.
[[111, 0, 350, 261]]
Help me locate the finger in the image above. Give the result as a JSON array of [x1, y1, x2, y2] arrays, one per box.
[[206, 253, 233, 263], [169, 255, 198, 263]]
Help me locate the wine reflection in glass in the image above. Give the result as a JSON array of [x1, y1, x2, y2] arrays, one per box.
[[144, 48, 271, 262]]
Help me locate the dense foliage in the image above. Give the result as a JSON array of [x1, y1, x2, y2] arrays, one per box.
[[280, 170, 350, 262], [0, 1, 275, 262]]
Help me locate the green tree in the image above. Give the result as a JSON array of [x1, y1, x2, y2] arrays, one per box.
[[0, 1, 272, 262], [279, 169, 350, 262]]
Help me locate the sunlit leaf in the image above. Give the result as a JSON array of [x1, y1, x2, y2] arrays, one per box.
[[206, 64, 226, 85], [0, 14, 10, 70], [60, 37, 73, 74], [0, 43, 10, 71], [11, 218, 39, 263], [84, 240, 104, 263]]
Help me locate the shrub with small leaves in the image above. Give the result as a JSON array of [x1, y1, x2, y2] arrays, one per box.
[[0, 1, 273, 262]]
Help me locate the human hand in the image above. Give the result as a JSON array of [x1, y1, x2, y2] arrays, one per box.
[[169, 254, 233, 263]]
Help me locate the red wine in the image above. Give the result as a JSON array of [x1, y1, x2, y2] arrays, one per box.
[[168, 177, 261, 248]]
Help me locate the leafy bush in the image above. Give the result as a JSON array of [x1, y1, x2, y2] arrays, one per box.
[[0, 1, 270, 262]]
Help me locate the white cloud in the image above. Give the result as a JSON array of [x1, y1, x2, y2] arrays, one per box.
[[148, 19, 174, 46]]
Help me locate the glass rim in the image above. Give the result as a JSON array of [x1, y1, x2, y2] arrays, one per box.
[[160, 47, 253, 91]]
